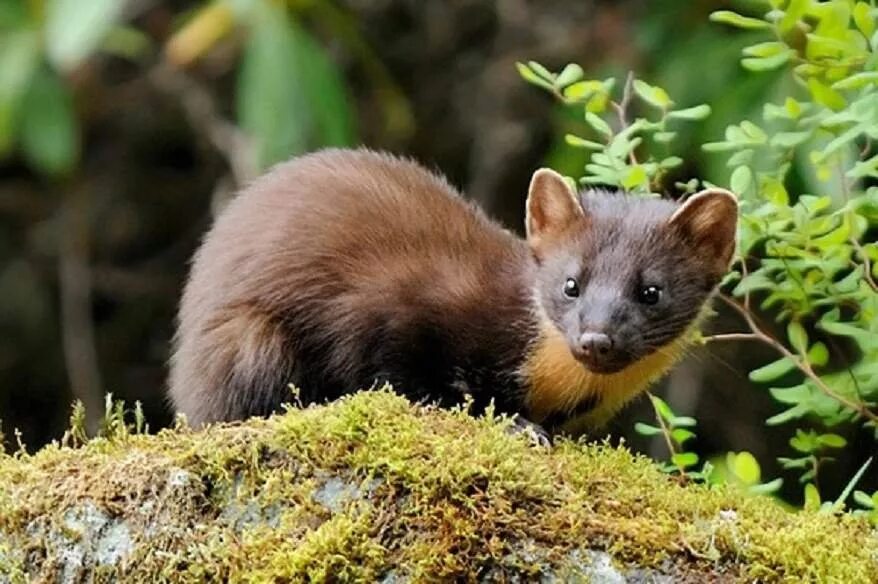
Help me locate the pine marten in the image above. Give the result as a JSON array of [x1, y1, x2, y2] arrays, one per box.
[[169, 148, 737, 435]]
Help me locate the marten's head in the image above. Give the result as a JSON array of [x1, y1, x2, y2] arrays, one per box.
[[525, 169, 737, 374]]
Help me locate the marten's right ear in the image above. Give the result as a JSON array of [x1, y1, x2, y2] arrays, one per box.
[[525, 169, 584, 253]]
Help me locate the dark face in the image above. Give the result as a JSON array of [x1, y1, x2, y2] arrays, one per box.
[[524, 174, 737, 375], [535, 209, 720, 373]]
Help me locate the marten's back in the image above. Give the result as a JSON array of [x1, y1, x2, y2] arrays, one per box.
[[170, 149, 533, 425]]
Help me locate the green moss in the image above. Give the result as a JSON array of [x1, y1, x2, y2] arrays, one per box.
[[0, 389, 876, 582]]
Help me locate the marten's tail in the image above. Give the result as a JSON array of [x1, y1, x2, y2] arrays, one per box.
[[168, 304, 295, 427]]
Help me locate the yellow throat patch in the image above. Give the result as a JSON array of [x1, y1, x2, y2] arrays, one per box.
[[521, 320, 694, 432]]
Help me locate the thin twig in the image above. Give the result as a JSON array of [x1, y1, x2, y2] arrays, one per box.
[[850, 236, 878, 293], [647, 391, 686, 476], [719, 294, 878, 423], [610, 71, 637, 165]]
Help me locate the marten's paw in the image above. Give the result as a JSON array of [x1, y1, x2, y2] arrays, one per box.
[[508, 414, 553, 448]]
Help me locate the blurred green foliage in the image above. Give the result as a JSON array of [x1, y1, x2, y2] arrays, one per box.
[[521, 0, 878, 512], [0, 0, 356, 177]]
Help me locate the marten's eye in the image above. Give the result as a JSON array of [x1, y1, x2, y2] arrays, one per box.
[[563, 278, 580, 298], [638, 285, 662, 305]]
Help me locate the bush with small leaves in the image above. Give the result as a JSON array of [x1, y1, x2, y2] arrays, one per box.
[[519, 0, 877, 509]]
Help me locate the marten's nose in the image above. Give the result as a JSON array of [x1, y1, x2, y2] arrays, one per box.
[[579, 332, 613, 359]]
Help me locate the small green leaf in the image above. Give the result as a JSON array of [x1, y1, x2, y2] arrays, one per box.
[[0, 30, 40, 155], [671, 428, 696, 444], [634, 422, 662, 436], [585, 112, 612, 137], [749, 478, 784, 495], [667, 104, 711, 120], [817, 433, 847, 449], [853, 490, 876, 509], [730, 166, 753, 195], [650, 395, 674, 422], [804, 483, 821, 511], [46, 0, 126, 71], [742, 50, 793, 71], [660, 156, 683, 169], [563, 80, 603, 99], [555, 63, 584, 87], [742, 41, 788, 58], [654, 131, 676, 143], [710, 10, 771, 30], [632, 79, 673, 109], [20, 69, 78, 177], [670, 416, 697, 428], [564, 134, 603, 150], [749, 357, 796, 383], [770, 131, 811, 149], [516, 62, 554, 91], [807, 342, 829, 367], [854, 2, 875, 38], [808, 78, 846, 111], [672, 452, 699, 469], [621, 165, 648, 190], [729, 451, 761, 485], [787, 321, 808, 355]]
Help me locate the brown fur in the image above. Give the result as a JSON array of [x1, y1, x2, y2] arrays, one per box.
[[169, 149, 737, 431]]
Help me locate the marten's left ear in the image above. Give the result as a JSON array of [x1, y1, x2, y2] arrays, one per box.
[[669, 188, 738, 274], [525, 169, 584, 253]]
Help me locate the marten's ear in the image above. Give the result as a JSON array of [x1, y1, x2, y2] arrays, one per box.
[[525, 169, 584, 252], [669, 188, 738, 274]]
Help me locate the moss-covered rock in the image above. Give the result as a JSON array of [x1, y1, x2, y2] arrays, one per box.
[[0, 390, 875, 582]]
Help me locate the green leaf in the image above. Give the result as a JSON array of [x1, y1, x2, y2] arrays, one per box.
[[817, 433, 847, 449], [766, 403, 810, 425], [770, 131, 811, 149], [45, 0, 126, 71], [527, 61, 554, 81], [672, 452, 699, 469], [807, 342, 829, 367], [831, 71, 878, 90], [730, 166, 753, 195], [787, 321, 808, 355], [585, 112, 612, 137], [634, 422, 662, 436], [807, 78, 846, 111], [667, 104, 711, 120], [563, 80, 603, 100], [516, 62, 554, 91], [729, 451, 761, 485], [742, 50, 793, 72], [650, 395, 674, 423], [804, 483, 821, 511], [654, 131, 676, 143], [621, 165, 648, 190], [0, 30, 40, 156], [749, 357, 797, 383], [710, 10, 771, 30], [238, 4, 354, 169], [659, 156, 683, 169], [670, 416, 697, 428], [20, 69, 78, 177], [749, 478, 784, 496], [555, 63, 584, 87], [632, 79, 673, 109], [671, 428, 696, 444], [564, 134, 603, 150], [854, 2, 875, 38], [853, 490, 876, 509]]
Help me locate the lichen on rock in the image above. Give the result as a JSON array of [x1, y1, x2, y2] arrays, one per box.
[[0, 389, 876, 582]]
